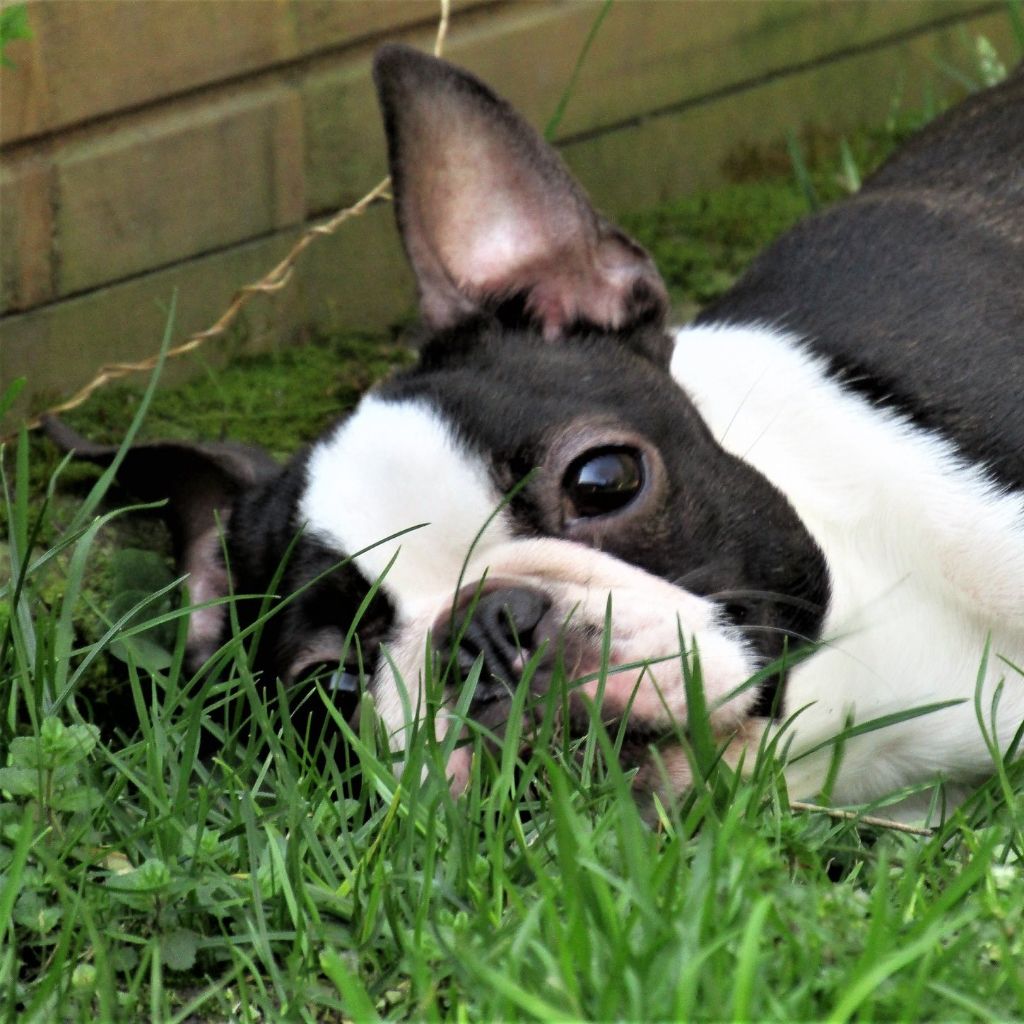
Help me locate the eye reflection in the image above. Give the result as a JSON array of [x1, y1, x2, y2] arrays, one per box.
[[563, 447, 644, 519], [297, 661, 363, 698]]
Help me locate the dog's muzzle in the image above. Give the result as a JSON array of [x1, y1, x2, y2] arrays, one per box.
[[370, 538, 761, 801]]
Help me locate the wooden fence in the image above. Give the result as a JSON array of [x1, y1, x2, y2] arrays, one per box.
[[0, 0, 1015, 426]]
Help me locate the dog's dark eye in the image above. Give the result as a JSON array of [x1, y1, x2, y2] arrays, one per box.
[[297, 660, 363, 718], [297, 661, 363, 696], [563, 447, 644, 519]]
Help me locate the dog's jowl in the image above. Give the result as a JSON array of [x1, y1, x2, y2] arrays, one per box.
[[51, 47, 1024, 816]]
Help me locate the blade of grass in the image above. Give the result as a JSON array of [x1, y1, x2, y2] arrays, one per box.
[[786, 130, 820, 212], [320, 948, 382, 1023], [729, 894, 771, 1021], [545, 0, 613, 140], [68, 292, 179, 533], [789, 699, 966, 764], [1008, 0, 1024, 53]]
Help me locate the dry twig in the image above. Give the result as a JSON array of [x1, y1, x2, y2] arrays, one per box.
[[789, 800, 935, 837]]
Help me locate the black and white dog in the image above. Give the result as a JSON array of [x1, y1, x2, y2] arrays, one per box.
[[51, 46, 1024, 815]]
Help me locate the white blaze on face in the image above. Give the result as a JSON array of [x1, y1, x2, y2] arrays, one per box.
[[297, 394, 759, 765], [299, 397, 513, 615]]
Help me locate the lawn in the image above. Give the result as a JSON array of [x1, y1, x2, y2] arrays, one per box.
[[2, 48, 1024, 1024]]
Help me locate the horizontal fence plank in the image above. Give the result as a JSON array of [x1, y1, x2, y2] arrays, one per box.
[[0, 0, 448, 146], [562, 6, 1016, 212], [54, 86, 307, 296]]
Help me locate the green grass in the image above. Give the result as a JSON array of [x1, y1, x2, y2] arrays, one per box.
[[2, 483, 1023, 1022], [4, 65, 1024, 1023]]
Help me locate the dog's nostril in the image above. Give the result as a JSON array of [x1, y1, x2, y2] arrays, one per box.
[[477, 587, 551, 650], [454, 587, 552, 702]]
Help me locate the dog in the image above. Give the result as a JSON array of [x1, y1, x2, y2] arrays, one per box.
[[48, 45, 1024, 816]]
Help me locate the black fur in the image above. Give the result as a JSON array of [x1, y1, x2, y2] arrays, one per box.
[[379, 322, 831, 714], [699, 65, 1024, 493]]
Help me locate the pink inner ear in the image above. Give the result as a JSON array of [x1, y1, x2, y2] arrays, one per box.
[[183, 525, 230, 670], [381, 50, 666, 338], [401, 111, 586, 328]]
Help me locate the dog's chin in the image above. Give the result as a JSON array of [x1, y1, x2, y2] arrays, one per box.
[[440, 706, 766, 825], [368, 537, 760, 798]]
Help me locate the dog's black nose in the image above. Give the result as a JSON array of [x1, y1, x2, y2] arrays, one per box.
[[451, 587, 552, 705]]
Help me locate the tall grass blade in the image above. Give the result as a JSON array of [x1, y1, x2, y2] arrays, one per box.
[[545, 0, 613, 140], [786, 130, 820, 212], [68, 292, 178, 533], [1008, 0, 1024, 53]]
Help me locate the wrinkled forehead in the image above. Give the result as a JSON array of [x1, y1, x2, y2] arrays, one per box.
[[298, 396, 511, 616], [381, 325, 682, 452]]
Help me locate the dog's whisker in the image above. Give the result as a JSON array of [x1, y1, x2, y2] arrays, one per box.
[[730, 623, 821, 647], [702, 588, 826, 614]]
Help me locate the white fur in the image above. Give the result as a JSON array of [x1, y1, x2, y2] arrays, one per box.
[[672, 323, 1024, 806], [299, 397, 512, 616], [376, 537, 758, 744]]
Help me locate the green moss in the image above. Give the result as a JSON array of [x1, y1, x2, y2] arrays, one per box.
[[625, 180, 815, 314], [60, 330, 415, 458]]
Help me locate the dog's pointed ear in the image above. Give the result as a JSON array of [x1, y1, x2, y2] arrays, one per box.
[[43, 417, 281, 667], [373, 44, 668, 341]]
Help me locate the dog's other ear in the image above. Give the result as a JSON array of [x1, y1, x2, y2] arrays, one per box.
[[373, 44, 668, 341], [43, 417, 281, 666], [42, 416, 279, 555]]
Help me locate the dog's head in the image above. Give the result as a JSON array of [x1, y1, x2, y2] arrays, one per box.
[[52, 46, 829, 797]]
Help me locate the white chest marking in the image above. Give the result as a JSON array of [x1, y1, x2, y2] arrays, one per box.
[[672, 324, 1024, 804]]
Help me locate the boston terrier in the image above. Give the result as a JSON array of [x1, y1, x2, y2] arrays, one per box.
[[48, 46, 1024, 816]]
